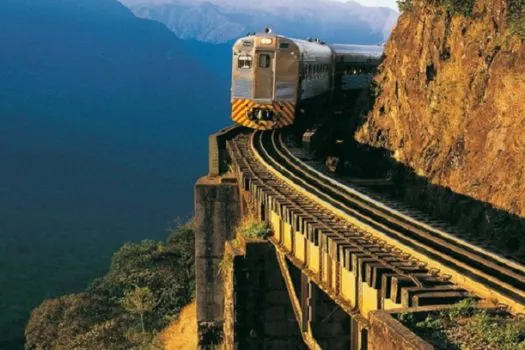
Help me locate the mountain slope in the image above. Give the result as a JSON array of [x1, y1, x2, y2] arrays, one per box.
[[0, 0, 229, 347], [119, 0, 399, 44], [0, 0, 225, 118], [356, 1, 525, 247]]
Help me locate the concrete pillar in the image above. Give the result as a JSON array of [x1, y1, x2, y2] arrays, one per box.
[[195, 176, 241, 349]]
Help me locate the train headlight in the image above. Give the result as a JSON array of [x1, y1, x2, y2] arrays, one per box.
[[261, 38, 273, 45]]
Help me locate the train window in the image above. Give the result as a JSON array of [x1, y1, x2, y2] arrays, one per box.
[[259, 54, 271, 68], [238, 55, 252, 69], [279, 42, 290, 49]]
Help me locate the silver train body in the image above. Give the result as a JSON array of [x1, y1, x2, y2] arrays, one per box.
[[231, 32, 383, 130]]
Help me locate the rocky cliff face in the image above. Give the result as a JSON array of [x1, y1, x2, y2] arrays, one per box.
[[357, 0, 525, 220]]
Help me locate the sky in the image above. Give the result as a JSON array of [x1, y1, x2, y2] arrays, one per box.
[[338, 0, 399, 11]]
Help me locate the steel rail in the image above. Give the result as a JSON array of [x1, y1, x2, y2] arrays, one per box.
[[252, 129, 525, 312], [251, 131, 429, 287]]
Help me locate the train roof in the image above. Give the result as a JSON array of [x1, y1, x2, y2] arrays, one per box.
[[233, 32, 384, 63], [330, 44, 384, 59], [288, 37, 333, 62]]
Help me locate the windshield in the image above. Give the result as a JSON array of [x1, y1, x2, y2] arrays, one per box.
[[238, 55, 252, 69]]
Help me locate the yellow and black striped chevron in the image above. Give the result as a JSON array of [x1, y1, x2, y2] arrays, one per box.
[[231, 99, 296, 130]]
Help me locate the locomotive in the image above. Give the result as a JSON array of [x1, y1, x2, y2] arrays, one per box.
[[230, 29, 384, 130]]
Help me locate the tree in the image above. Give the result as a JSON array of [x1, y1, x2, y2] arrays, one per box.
[[26, 221, 196, 349], [121, 286, 157, 333]]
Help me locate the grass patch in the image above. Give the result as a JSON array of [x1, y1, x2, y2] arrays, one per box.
[[242, 221, 269, 239], [397, 299, 525, 349], [218, 213, 269, 280], [235, 213, 269, 241]]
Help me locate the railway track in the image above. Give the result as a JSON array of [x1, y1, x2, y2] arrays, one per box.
[[226, 128, 525, 314]]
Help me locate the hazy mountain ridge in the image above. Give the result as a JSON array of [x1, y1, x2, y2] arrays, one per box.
[[0, 0, 223, 119], [119, 0, 399, 44]]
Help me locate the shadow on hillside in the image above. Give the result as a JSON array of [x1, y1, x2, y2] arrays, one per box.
[[387, 161, 525, 260], [335, 87, 525, 261]]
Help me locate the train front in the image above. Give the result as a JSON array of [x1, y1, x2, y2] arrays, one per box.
[[230, 33, 299, 130]]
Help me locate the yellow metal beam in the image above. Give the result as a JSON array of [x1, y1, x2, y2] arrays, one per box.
[[252, 137, 525, 314]]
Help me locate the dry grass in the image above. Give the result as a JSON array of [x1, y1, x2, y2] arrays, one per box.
[[160, 302, 197, 350]]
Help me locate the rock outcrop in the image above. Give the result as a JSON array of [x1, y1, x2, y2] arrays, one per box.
[[357, 0, 525, 220]]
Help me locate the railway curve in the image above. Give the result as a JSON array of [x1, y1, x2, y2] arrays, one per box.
[[224, 127, 525, 316], [251, 129, 525, 313]]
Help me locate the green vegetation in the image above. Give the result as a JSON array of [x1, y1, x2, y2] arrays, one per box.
[[396, 0, 414, 12], [230, 213, 269, 250], [241, 220, 269, 239], [397, 299, 525, 349], [396, 0, 474, 17], [509, 0, 525, 37], [398, 0, 525, 37], [121, 286, 158, 334], [216, 215, 268, 281], [25, 222, 195, 350], [439, 0, 475, 17]]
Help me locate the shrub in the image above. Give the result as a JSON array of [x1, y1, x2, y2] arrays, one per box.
[[242, 221, 269, 239], [25, 221, 196, 350], [397, 0, 475, 17], [397, 299, 525, 349], [397, 0, 414, 11], [121, 286, 158, 333], [509, 0, 525, 18], [466, 310, 525, 349], [447, 0, 474, 16], [509, 0, 525, 38], [235, 213, 269, 241], [446, 297, 476, 320]]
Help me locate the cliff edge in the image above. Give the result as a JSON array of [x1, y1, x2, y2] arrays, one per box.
[[357, 0, 525, 219]]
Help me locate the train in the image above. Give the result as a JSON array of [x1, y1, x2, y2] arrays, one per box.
[[230, 29, 384, 130]]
